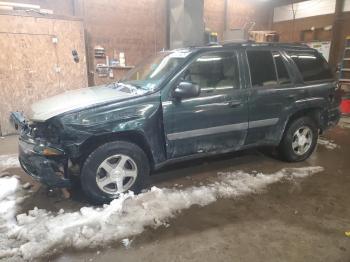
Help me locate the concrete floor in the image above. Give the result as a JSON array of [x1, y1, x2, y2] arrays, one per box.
[[1, 122, 350, 262]]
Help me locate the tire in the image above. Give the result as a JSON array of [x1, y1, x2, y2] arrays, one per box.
[[278, 117, 318, 162], [81, 141, 150, 204]]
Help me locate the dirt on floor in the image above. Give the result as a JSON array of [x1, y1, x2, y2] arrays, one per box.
[[1, 124, 350, 262]]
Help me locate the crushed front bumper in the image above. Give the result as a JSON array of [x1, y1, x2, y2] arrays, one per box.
[[18, 138, 71, 188]]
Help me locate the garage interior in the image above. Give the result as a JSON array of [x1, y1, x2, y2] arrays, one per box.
[[0, 0, 350, 261]]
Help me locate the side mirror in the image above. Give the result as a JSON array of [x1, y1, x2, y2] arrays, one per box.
[[173, 81, 200, 99]]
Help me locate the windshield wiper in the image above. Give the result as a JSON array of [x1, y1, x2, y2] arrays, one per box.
[[108, 81, 148, 91]]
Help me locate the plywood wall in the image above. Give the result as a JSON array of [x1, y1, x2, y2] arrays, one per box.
[[0, 14, 88, 135], [0, 0, 76, 16], [272, 14, 334, 42]]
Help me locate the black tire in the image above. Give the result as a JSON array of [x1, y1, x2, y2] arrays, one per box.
[[278, 117, 318, 162], [81, 141, 150, 204]]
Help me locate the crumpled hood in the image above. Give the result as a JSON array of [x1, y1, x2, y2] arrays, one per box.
[[29, 85, 137, 122]]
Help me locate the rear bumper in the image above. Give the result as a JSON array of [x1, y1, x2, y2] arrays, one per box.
[[19, 138, 71, 188], [323, 107, 341, 130]]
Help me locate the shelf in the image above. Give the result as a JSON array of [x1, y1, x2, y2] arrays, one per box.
[[111, 66, 135, 69]]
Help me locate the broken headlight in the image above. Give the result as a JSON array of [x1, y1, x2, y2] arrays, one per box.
[[34, 144, 65, 156], [60, 107, 138, 126]]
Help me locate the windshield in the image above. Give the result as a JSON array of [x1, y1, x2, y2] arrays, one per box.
[[120, 50, 190, 92]]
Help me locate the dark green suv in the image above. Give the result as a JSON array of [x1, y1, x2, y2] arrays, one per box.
[[11, 42, 341, 203]]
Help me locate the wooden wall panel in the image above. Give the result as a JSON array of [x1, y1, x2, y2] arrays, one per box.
[[272, 11, 350, 68], [0, 14, 87, 135], [0, 0, 75, 16], [272, 14, 334, 42]]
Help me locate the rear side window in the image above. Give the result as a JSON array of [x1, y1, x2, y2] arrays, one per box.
[[287, 51, 333, 82], [247, 50, 277, 87], [273, 52, 291, 85]]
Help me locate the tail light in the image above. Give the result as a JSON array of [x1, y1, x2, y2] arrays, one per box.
[[335, 82, 345, 99]]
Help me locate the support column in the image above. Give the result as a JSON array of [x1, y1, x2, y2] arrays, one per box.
[[169, 0, 204, 49], [329, 0, 344, 69]]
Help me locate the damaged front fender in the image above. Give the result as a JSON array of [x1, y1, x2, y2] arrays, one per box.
[[56, 93, 167, 165]]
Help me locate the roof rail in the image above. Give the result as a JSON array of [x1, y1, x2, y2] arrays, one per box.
[[206, 42, 221, 47], [221, 40, 255, 46], [222, 41, 310, 48]]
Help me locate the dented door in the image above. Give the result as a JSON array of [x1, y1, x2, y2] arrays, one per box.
[[162, 50, 249, 159]]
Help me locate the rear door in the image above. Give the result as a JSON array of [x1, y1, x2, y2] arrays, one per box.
[[162, 50, 249, 158], [244, 48, 300, 145], [286, 49, 335, 104]]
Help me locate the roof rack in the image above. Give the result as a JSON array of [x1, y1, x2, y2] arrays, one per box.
[[205, 42, 222, 47], [222, 40, 255, 46], [222, 41, 308, 48]]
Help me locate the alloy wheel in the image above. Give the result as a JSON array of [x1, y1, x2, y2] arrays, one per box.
[[292, 126, 313, 156], [96, 154, 138, 194]]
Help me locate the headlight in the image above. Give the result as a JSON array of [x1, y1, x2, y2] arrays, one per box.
[[34, 144, 64, 156], [60, 106, 140, 126]]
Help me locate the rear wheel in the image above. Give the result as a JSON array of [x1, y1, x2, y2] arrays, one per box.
[[278, 117, 318, 162], [81, 141, 150, 204]]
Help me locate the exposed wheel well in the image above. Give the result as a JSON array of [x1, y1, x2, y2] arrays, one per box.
[[288, 108, 322, 126], [283, 108, 323, 137], [77, 131, 154, 169]]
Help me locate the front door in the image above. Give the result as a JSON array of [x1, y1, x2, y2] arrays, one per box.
[[162, 51, 249, 159]]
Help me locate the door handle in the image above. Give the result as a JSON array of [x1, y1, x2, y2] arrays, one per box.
[[228, 100, 242, 108]]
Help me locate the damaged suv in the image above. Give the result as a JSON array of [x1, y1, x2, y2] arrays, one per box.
[[11, 42, 341, 203]]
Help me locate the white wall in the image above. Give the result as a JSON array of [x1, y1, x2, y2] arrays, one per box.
[[344, 0, 350, 12], [273, 0, 336, 22]]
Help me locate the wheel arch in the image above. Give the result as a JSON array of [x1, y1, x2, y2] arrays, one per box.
[[77, 130, 155, 169], [279, 107, 324, 142]]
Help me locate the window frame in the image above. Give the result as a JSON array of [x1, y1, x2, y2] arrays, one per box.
[[245, 48, 279, 89], [271, 50, 294, 88], [170, 49, 241, 98], [285, 49, 334, 85]]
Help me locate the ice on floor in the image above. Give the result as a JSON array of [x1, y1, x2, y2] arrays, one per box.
[[0, 154, 20, 173], [0, 177, 21, 259], [317, 138, 339, 150], [339, 118, 350, 129], [0, 177, 19, 223], [121, 238, 132, 249], [0, 166, 324, 261]]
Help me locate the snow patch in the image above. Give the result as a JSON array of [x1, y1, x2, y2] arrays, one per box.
[[0, 166, 324, 260], [317, 138, 339, 150], [0, 177, 21, 259], [121, 238, 132, 249], [0, 177, 19, 225], [0, 154, 20, 172]]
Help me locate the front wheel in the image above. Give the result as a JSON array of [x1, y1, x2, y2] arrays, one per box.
[[278, 117, 318, 162], [81, 141, 150, 204]]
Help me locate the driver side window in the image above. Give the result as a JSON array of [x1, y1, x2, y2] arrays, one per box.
[[183, 51, 239, 95]]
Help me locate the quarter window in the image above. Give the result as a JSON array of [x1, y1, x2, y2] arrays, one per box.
[[287, 51, 333, 82], [247, 50, 278, 87]]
